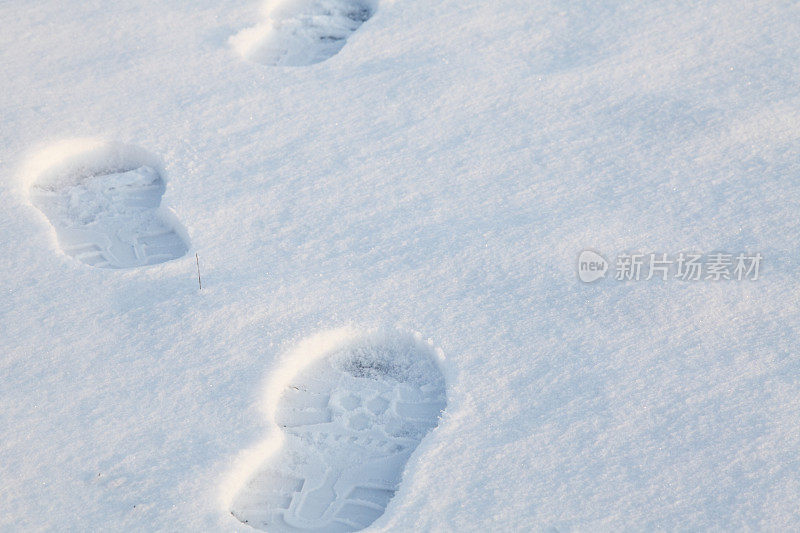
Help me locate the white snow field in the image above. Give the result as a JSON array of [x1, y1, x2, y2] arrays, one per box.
[[1, 0, 799, 531]]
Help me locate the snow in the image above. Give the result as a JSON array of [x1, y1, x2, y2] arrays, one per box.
[[1, 0, 799, 530]]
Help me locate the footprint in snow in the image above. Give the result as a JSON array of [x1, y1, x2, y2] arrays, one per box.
[[231, 0, 374, 66], [27, 140, 188, 269], [230, 329, 447, 532]]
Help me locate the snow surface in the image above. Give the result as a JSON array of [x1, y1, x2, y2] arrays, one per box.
[[1, 0, 800, 530]]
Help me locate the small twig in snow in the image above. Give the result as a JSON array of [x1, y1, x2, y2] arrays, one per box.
[[196, 253, 202, 290]]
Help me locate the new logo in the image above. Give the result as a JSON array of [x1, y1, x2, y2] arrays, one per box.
[[578, 250, 608, 283]]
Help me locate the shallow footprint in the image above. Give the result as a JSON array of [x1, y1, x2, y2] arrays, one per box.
[[231, 0, 374, 66], [230, 329, 447, 532], [27, 140, 188, 269]]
